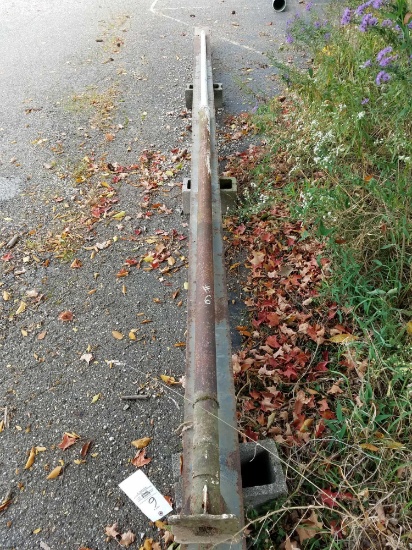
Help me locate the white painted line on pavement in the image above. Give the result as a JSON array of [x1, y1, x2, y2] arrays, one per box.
[[149, 0, 264, 55]]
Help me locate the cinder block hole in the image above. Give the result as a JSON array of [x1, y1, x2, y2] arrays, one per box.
[[219, 178, 233, 190], [185, 178, 233, 191], [241, 449, 276, 488]]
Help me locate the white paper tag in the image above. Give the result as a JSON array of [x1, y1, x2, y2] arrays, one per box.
[[119, 470, 173, 521]]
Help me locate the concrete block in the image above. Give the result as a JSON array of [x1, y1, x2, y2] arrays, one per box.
[[185, 83, 223, 110], [185, 84, 193, 110], [182, 177, 237, 215], [240, 439, 287, 509], [173, 438, 287, 513], [172, 452, 183, 513]]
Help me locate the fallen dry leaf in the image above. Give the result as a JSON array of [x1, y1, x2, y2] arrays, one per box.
[[105, 523, 120, 538], [80, 353, 93, 365], [81, 441, 92, 458], [91, 393, 101, 404], [162, 529, 174, 544], [141, 538, 153, 550], [131, 437, 152, 449], [285, 537, 301, 550], [112, 330, 124, 340], [131, 449, 152, 468], [58, 433, 79, 451], [360, 443, 379, 452], [296, 510, 323, 544], [160, 374, 178, 385], [47, 465, 63, 479], [70, 258, 82, 269], [119, 531, 136, 547], [16, 301, 27, 315], [58, 310, 73, 322], [0, 496, 13, 512], [37, 331, 47, 340], [329, 333, 358, 344], [24, 447, 36, 469]]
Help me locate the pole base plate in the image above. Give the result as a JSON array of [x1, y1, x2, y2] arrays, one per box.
[[168, 513, 241, 544]]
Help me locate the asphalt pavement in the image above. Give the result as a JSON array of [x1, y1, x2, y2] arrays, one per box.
[[0, 0, 303, 548]]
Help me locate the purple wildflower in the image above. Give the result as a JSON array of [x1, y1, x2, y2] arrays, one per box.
[[314, 20, 322, 28], [305, 1, 313, 11], [341, 8, 352, 25], [361, 98, 370, 104], [286, 33, 294, 44], [372, 0, 383, 8], [359, 13, 378, 31], [379, 55, 397, 67], [361, 59, 372, 68], [408, 21, 412, 29], [324, 33, 331, 41], [381, 19, 393, 27], [376, 70, 391, 85], [376, 46, 392, 62], [355, 0, 373, 16]]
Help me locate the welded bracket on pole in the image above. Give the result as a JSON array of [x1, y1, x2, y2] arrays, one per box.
[[169, 28, 245, 549]]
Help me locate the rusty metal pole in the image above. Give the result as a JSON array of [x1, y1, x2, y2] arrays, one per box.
[[169, 28, 243, 546], [190, 29, 221, 517]]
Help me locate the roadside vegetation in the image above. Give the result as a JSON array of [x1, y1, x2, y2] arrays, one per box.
[[226, 0, 412, 547]]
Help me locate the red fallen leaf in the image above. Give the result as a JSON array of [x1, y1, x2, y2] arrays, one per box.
[[125, 258, 138, 266], [164, 495, 173, 506], [315, 420, 326, 438], [320, 410, 336, 420], [306, 325, 319, 342], [266, 335, 281, 348], [244, 427, 258, 442], [58, 433, 78, 450], [58, 310, 73, 322], [1, 252, 13, 261], [116, 268, 129, 278], [81, 440, 92, 458], [244, 400, 256, 411], [132, 449, 152, 468], [282, 366, 298, 380], [266, 312, 280, 327], [250, 390, 261, 399], [314, 360, 329, 372], [330, 519, 344, 539], [320, 488, 339, 508], [317, 399, 330, 412]]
